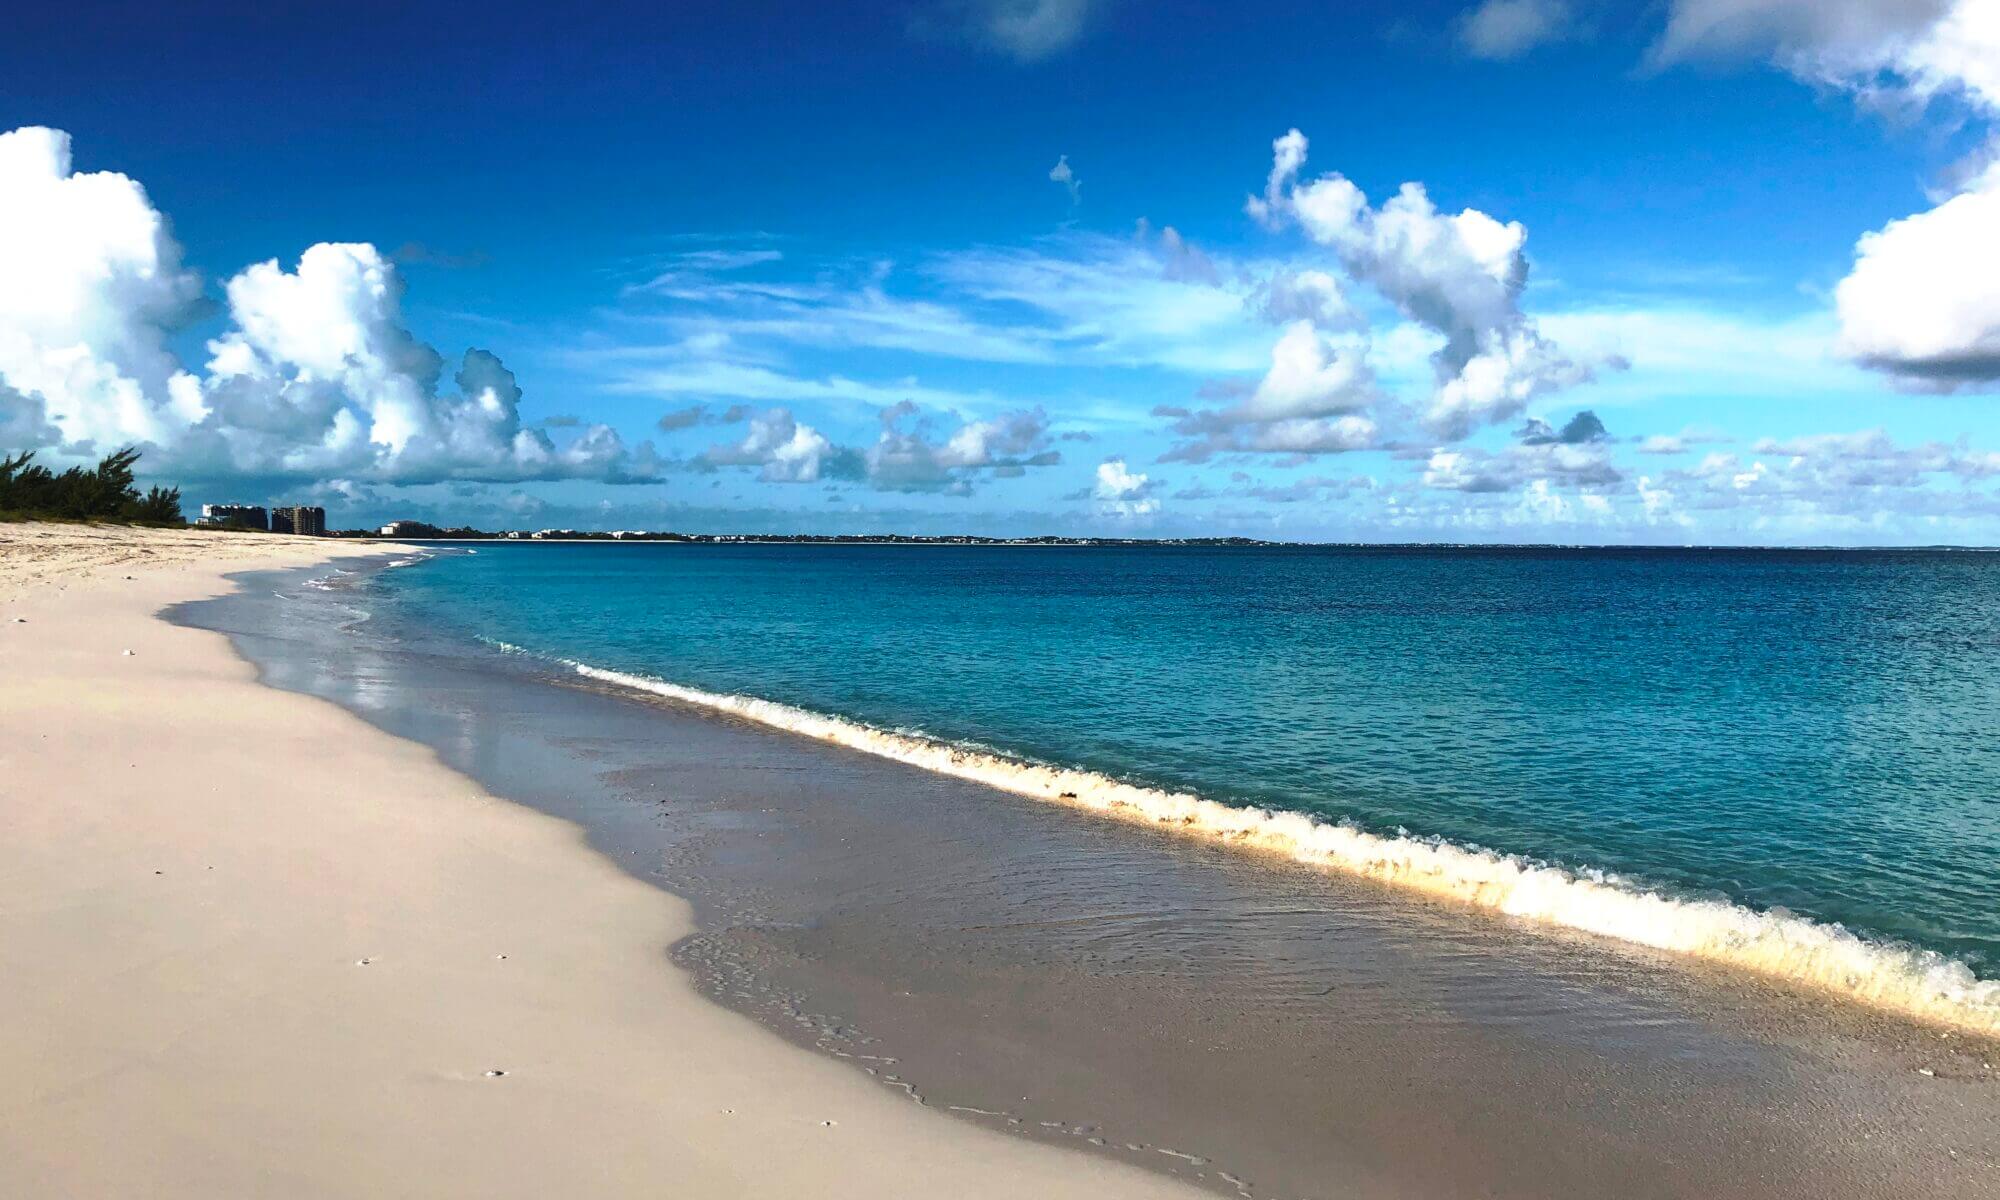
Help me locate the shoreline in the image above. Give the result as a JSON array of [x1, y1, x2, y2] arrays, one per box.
[[558, 657, 2000, 1037], [390, 534, 2000, 1040], [364, 537, 2000, 552], [0, 524, 1195, 1199], [180, 541, 2000, 1200]]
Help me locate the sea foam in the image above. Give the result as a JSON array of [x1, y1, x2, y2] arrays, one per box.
[[561, 659, 2000, 1036]]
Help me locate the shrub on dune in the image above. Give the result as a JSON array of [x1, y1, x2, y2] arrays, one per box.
[[0, 447, 183, 525]]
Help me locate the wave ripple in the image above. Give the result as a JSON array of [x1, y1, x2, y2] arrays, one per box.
[[561, 659, 2000, 1036]]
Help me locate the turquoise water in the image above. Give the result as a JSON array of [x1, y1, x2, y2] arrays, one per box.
[[376, 544, 2000, 983]]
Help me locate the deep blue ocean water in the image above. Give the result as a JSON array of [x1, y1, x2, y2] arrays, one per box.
[[372, 543, 2000, 980]]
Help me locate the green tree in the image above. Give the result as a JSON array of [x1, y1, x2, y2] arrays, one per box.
[[0, 447, 184, 525]]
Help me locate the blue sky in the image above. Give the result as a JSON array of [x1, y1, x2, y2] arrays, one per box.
[[4, 0, 1999, 542]]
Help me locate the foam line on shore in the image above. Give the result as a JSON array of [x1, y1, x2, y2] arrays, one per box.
[[549, 656, 2000, 1035]]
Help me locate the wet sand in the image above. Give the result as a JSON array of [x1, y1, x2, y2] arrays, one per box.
[[176, 553, 2000, 1200], [0, 525, 1197, 1200]]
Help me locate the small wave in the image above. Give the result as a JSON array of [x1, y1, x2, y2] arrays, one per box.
[[301, 566, 354, 592], [557, 659, 2000, 1035]]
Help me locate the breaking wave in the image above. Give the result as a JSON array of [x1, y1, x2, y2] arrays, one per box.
[[549, 656, 2000, 1035]]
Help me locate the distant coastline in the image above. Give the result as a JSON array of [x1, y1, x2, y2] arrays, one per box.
[[346, 527, 2000, 552]]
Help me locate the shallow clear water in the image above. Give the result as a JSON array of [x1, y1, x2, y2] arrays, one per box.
[[378, 543, 2000, 978], [183, 556, 2000, 1198]]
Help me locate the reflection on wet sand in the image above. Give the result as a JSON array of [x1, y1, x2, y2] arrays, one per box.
[[178, 565, 2000, 1200]]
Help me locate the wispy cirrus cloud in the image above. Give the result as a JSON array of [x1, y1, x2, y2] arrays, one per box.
[[1049, 155, 1081, 205], [920, 236, 1272, 372], [917, 0, 1104, 62], [1457, 0, 1577, 60], [597, 353, 1009, 419], [539, 113, 2000, 542], [599, 234, 1269, 374]]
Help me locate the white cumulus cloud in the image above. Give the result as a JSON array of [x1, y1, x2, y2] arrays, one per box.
[[1159, 321, 1379, 462], [0, 126, 657, 484], [866, 402, 1059, 493], [1836, 160, 2000, 386], [1247, 128, 1604, 436], [1092, 457, 1161, 515], [1244, 321, 1375, 422], [0, 126, 203, 453], [704, 407, 842, 483], [1421, 409, 1620, 493], [701, 401, 1062, 495], [1651, 1, 2000, 387], [1651, 0, 1995, 111], [1254, 268, 1360, 330]]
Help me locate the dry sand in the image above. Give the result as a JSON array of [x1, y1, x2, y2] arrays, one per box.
[[0, 523, 1192, 1199]]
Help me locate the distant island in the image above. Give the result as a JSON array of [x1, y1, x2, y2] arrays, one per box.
[[351, 521, 1276, 547], [324, 524, 1984, 552]]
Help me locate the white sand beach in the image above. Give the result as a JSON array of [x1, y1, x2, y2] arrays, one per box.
[[0, 524, 1191, 1199]]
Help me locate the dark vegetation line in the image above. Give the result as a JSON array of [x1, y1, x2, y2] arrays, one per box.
[[0, 448, 183, 524]]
